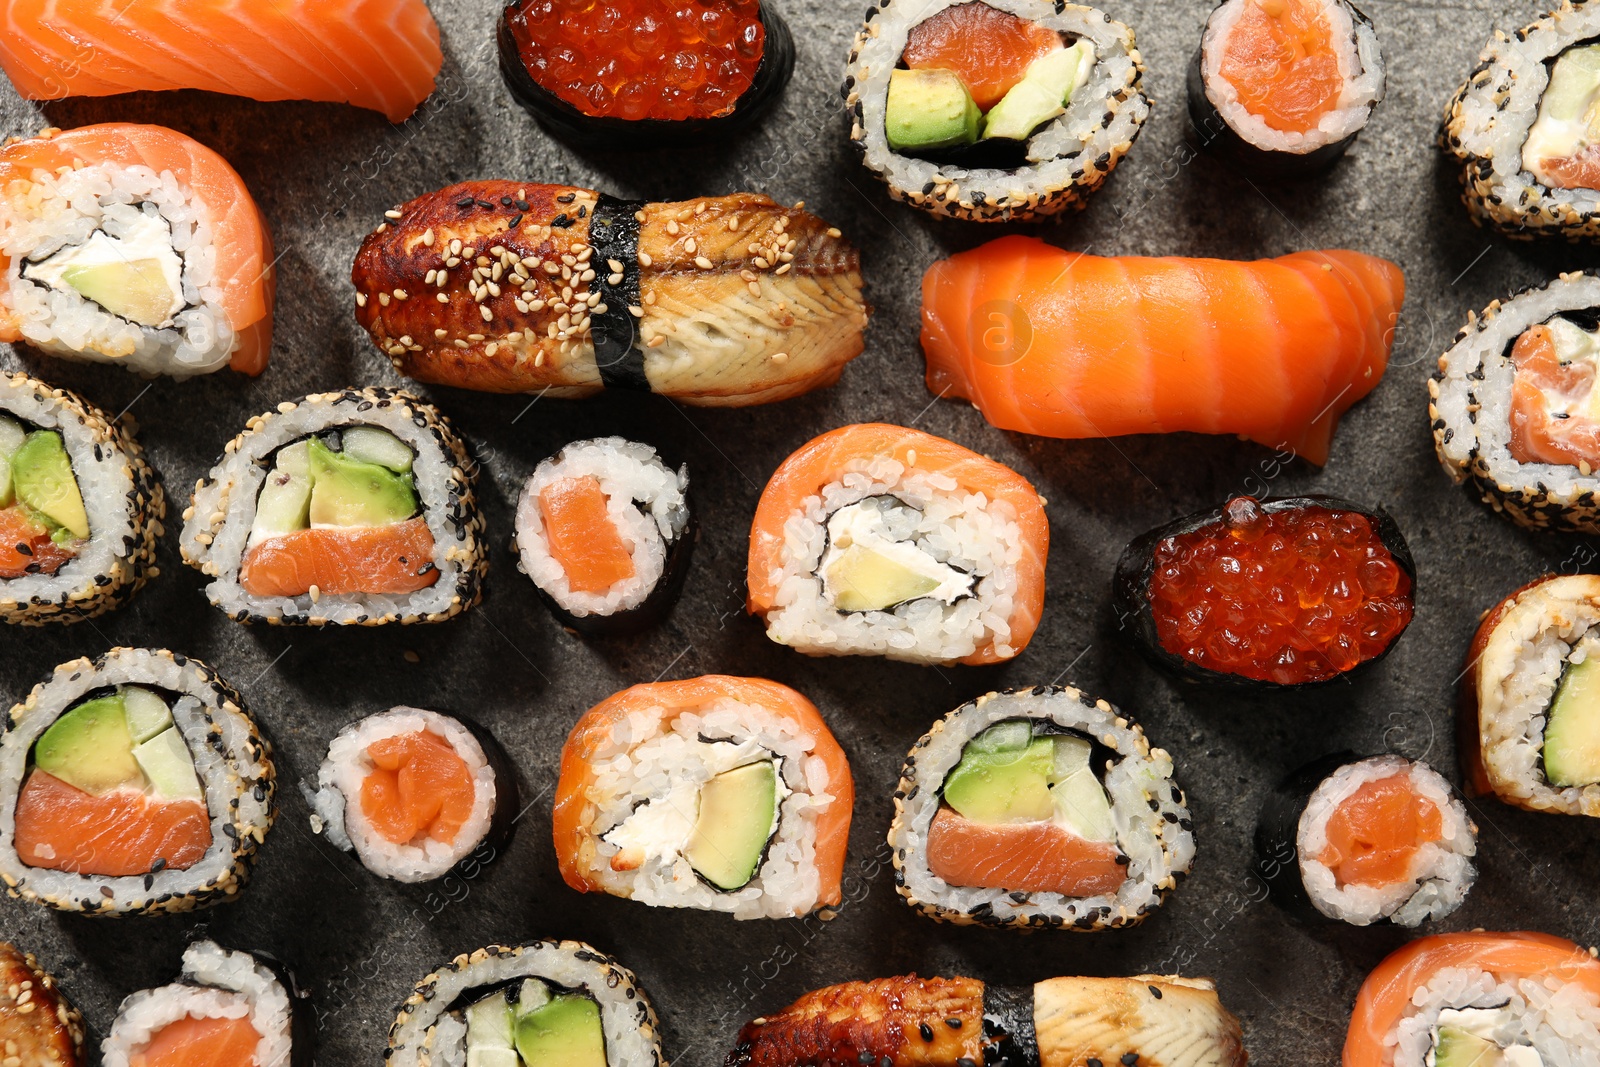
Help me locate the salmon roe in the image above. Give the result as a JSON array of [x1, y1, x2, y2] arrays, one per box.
[[1148, 497, 1412, 684], [505, 0, 764, 121]]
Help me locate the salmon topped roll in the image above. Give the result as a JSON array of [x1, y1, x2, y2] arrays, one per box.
[[0, 648, 275, 916], [889, 686, 1194, 930], [553, 676, 853, 919], [0, 124, 274, 377], [747, 423, 1048, 666], [179, 388, 487, 626], [0, 944, 84, 1067]]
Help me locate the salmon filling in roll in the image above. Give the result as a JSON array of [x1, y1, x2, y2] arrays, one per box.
[[1509, 315, 1600, 467], [1521, 43, 1600, 191], [0, 415, 88, 579]]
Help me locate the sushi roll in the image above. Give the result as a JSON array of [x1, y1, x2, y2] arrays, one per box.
[[1431, 273, 1600, 533], [514, 438, 694, 636], [498, 0, 793, 146], [0, 370, 163, 625], [888, 686, 1194, 931], [1443, 4, 1600, 240], [1187, 0, 1384, 174], [352, 183, 867, 405], [0, 943, 84, 1067], [1256, 754, 1477, 928], [0, 647, 275, 916], [303, 707, 517, 883], [842, 0, 1148, 222], [103, 941, 309, 1067], [1459, 573, 1600, 817], [179, 387, 488, 626], [0, 124, 274, 376], [389, 942, 663, 1067], [1345, 931, 1600, 1067], [746, 423, 1048, 666], [1113, 496, 1416, 687], [727, 973, 1248, 1067], [553, 676, 853, 919]]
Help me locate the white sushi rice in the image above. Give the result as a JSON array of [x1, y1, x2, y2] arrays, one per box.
[[1199, 0, 1383, 155], [103, 941, 291, 1067], [0, 161, 235, 376], [760, 453, 1023, 665], [1296, 756, 1476, 928], [514, 438, 689, 617], [1389, 965, 1600, 1067], [304, 707, 496, 883]]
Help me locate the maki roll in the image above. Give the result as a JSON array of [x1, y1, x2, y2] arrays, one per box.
[[1432, 273, 1600, 533], [103, 941, 308, 1067], [498, 0, 793, 146], [1345, 931, 1600, 1067], [388, 941, 664, 1067], [515, 438, 693, 635], [1459, 573, 1600, 817], [553, 676, 853, 919], [1256, 754, 1477, 928], [303, 707, 517, 883], [179, 387, 487, 626], [746, 423, 1048, 666], [0, 124, 274, 376], [0, 943, 84, 1067], [1113, 495, 1415, 687], [0, 647, 275, 915], [1187, 0, 1384, 174], [888, 686, 1194, 931], [0, 370, 162, 625], [842, 0, 1148, 222]]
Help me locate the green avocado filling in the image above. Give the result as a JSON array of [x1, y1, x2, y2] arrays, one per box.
[[248, 426, 418, 546], [463, 980, 606, 1067], [0, 416, 90, 553], [1544, 654, 1600, 788], [684, 760, 780, 891], [942, 719, 1117, 841], [1428, 1008, 1544, 1067], [31, 686, 202, 801]]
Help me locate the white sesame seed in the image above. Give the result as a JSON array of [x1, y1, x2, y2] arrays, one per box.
[[629, 305, 643, 318], [608, 259, 624, 273], [485, 342, 498, 357], [754, 257, 769, 269], [450, 238, 462, 254], [356, 292, 367, 307], [593, 303, 608, 315], [580, 268, 595, 282], [776, 263, 792, 275], [535, 351, 546, 367], [666, 219, 680, 235], [685, 237, 697, 254], [385, 209, 403, 219], [423, 228, 435, 245], [455, 339, 469, 349], [393, 288, 408, 300], [647, 335, 666, 348], [644, 292, 656, 306], [638, 252, 652, 267], [770, 351, 788, 363], [437, 292, 450, 303], [694, 256, 714, 270], [608, 273, 624, 286], [378, 292, 391, 306], [446, 256, 461, 268], [826, 227, 842, 238], [480, 305, 493, 322], [375, 223, 388, 233], [515, 298, 529, 313], [435, 328, 448, 339], [748, 281, 761, 297]]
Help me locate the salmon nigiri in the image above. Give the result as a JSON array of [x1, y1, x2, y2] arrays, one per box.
[[921, 235, 1405, 465]]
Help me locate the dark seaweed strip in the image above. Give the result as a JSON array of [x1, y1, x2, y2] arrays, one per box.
[[588, 195, 650, 392]]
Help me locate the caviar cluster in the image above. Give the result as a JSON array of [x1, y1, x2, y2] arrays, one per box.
[[1148, 497, 1413, 684]]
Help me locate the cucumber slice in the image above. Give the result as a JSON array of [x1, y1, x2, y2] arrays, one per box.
[[132, 727, 203, 802], [121, 685, 173, 744], [340, 425, 414, 473]]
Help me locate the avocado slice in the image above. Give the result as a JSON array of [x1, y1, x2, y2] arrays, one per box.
[[983, 41, 1093, 141], [340, 425, 414, 473], [0, 414, 24, 509], [1544, 655, 1600, 787], [1049, 737, 1117, 843], [1432, 1026, 1523, 1067], [12, 431, 88, 539], [60, 259, 180, 328], [133, 726, 203, 802], [684, 760, 778, 891], [943, 737, 1056, 823], [251, 440, 314, 544], [34, 694, 143, 795], [514, 994, 606, 1067], [825, 544, 943, 612], [306, 436, 418, 528], [885, 68, 982, 153], [121, 685, 173, 744]]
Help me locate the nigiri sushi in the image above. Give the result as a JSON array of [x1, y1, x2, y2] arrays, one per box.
[[0, 124, 274, 377], [0, 0, 441, 122], [921, 235, 1405, 465]]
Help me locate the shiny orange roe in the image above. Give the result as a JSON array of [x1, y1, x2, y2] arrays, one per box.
[[506, 0, 764, 121], [1148, 497, 1413, 684]]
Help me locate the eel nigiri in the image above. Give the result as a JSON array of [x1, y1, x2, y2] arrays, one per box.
[[352, 182, 868, 406], [921, 235, 1405, 465], [0, 0, 441, 122]]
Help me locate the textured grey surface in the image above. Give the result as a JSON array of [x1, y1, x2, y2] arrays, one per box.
[[0, 0, 1596, 1064]]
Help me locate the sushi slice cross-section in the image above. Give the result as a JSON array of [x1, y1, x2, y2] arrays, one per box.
[[920, 236, 1405, 465], [725, 973, 1248, 1067], [0, 0, 442, 122], [387, 941, 665, 1067], [351, 182, 867, 405], [303, 707, 517, 883], [0, 943, 84, 1067], [0, 648, 275, 915], [889, 686, 1194, 930], [746, 423, 1048, 666], [553, 675, 853, 919], [179, 387, 488, 626], [0, 124, 274, 377], [1344, 931, 1600, 1067]]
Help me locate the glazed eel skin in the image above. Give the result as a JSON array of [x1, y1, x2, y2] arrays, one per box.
[[352, 182, 868, 406], [0, 944, 82, 1067]]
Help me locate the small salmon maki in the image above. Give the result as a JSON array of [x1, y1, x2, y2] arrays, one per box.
[[921, 236, 1405, 465], [553, 675, 853, 919], [0, 944, 84, 1067]]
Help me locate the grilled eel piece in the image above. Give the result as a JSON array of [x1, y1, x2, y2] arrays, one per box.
[[0, 944, 84, 1067], [353, 182, 868, 406], [726, 975, 1248, 1067]]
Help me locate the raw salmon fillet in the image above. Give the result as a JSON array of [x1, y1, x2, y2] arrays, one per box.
[[130, 1015, 261, 1067], [239, 517, 438, 598], [360, 730, 475, 846], [14, 770, 211, 877], [925, 806, 1127, 897]]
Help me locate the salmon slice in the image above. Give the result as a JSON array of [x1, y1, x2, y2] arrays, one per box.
[[14, 770, 211, 877], [1508, 324, 1600, 466], [1217, 0, 1344, 133], [359, 730, 476, 846], [902, 1, 1061, 110], [239, 517, 438, 598], [925, 805, 1126, 897], [130, 1014, 262, 1067], [0, 506, 76, 578], [538, 475, 636, 593], [1317, 773, 1443, 887], [920, 236, 1404, 466]]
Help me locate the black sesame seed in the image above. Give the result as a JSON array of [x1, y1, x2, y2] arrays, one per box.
[[1148, 985, 1162, 999], [515, 200, 530, 211], [919, 1023, 934, 1042], [552, 214, 573, 228], [500, 196, 514, 207], [509, 214, 523, 228], [1122, 1054, 1139, 1065], [1088, 1060, 1103, 1067], [879, 1057, 891, 1067], [557, 192, 577, 203], [857, 1052, 874, 1065], [476, 199, 495, 210], [456, 197, 475, 209], [958, 1059, 977, 1067], [945, 1018, 962, 1029], [14, 542, 29, 555]]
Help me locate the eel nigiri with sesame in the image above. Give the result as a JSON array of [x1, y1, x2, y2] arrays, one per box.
[[352, 182, 868, 406]]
